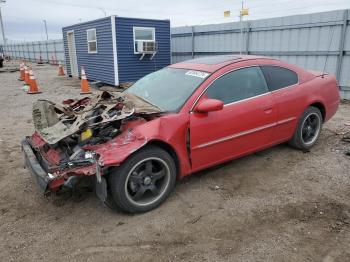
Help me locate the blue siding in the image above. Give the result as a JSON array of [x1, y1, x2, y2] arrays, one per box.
[[115, 17, 171, 83], [62, 17, 115, 85]]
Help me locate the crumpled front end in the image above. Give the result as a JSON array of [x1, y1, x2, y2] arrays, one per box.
[[22, 91, 162, 193]]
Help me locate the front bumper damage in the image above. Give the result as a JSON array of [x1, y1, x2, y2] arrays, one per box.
[[22, 137, 100, 194], [22, 91, 159, 204], [22, 137, 114, 205], [22, 139, 51, 194]]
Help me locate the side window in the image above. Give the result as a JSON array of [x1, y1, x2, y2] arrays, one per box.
[[260, 65, 298, 91], [133, 27, 155, 54], [205, 67, 269, 105], [87, 29, 97, 53]]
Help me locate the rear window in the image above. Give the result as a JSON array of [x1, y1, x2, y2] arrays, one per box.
[[260, 65, 298, 91]]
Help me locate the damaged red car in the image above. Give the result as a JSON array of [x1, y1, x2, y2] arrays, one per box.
[[22, 55, 340, 213]]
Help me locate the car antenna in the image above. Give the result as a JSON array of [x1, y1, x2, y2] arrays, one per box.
[[321, 26, 336, 78]]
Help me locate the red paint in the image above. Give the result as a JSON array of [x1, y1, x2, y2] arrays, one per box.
[[29, 56, 340, 191], [30, 132, 47, 148], [45, 148, 61, 165], [194, 99, 224, 113], [85, 128, 148, 166]]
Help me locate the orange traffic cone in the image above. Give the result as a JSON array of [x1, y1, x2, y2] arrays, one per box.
[[80, 66, 91, 94], [27, 67, 41, 94], [58, 63, 65, 76], [18, 62, 25, 81], [24, 65, 30, 85]]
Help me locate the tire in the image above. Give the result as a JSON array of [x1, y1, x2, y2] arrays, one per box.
[[109, 146, 176, 213], [289, 106, 323, 150]]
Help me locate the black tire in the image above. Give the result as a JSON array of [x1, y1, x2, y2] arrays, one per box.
[[289, 106, 323, 150], [109, 146, 176, 213]]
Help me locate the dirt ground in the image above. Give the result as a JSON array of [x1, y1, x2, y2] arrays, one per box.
[[0, 61, 350, 262]]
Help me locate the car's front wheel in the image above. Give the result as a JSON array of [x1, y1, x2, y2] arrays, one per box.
[[289, 106, 323, 150], [109, 146, 176, 213]]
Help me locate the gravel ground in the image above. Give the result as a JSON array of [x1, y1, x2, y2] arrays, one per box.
[[0, 61, 350, 262]]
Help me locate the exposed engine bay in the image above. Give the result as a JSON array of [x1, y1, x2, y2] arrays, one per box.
[[33, 91, 161, 145], [25, 91, 162, 192]]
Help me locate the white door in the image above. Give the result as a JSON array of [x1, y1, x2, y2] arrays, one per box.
[[67, 31, 78, 77]]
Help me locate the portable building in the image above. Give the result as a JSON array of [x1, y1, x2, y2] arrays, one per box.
[[62, 16, 171, 86]]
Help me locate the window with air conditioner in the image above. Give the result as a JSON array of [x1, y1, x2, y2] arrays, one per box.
[[133, 27, 156, 54], [87, 28, 97, 53]]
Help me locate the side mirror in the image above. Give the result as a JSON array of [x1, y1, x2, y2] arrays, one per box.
[[194, 98, 224, 113]]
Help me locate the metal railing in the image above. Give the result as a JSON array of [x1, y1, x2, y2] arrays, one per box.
[[2, 39, 65, 64]]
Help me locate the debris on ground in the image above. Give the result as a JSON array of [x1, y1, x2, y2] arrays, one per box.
[[188, 215, 202, 224], [119, 82, 134, 89], [0, 68, 19, 73], [89, 81, 104, 89], [209, 185, 221, 191], [342, 136, 350, 143]]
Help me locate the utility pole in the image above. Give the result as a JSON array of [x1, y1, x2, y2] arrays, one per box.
[[239, 2, 249, 54], [43, 19, 48, 40], [239, 2, 243, 54], [99, 7, 107, 17], [0, 0, 6, 46], [224, 2, 248, 55]]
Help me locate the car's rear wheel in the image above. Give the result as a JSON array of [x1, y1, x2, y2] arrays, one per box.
[[289, 106, 323, 150], [109, 146, 176, 213]]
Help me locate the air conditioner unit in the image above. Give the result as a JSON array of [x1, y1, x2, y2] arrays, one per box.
[[136, 41, 157, 54]]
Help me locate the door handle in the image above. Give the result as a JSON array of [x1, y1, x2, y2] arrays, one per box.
[[264, 107, 273, 114]]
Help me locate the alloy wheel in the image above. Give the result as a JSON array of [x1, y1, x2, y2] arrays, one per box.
[[301, 112, 321, 145], [125, 157, 171, 207]]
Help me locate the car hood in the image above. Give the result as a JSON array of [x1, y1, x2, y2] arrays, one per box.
[[32, 91, 162, 145]]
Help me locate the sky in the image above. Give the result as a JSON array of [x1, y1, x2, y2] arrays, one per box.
[[1, 0, 350, 42]]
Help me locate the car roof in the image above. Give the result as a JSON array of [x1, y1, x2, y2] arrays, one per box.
[[169, 55, 277, 73]]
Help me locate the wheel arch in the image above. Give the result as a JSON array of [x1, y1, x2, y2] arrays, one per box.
[[145, 140, 180, 179], [308, 101, 326, 121]]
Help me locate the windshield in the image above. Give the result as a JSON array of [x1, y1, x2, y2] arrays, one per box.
[[125, 68, 209, 112]]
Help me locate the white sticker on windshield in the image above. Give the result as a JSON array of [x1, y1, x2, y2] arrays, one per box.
[[185, 70, 209, 79]]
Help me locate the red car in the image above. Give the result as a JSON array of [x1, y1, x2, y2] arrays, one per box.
[[22, 55, 340, 213]]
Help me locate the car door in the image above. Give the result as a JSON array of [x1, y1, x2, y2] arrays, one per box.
[[260, 65, 302, 142], [189, 66, 277, 172]]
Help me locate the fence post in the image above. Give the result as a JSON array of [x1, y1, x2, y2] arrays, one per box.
[[33, 42, 36, 62], [26, 43, 30, 62], [27, 42, 32, 61], [23, 43, 26, 61], [191, 26, 194, 58], [23, 43, 27, 60], [245, 22, 251, 55], [335, 9, 348, 85], [30, 43, 33, 62], [53, 40, 57, 64], [45, 40, 49, 63], [39, 42, 42, 62]]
